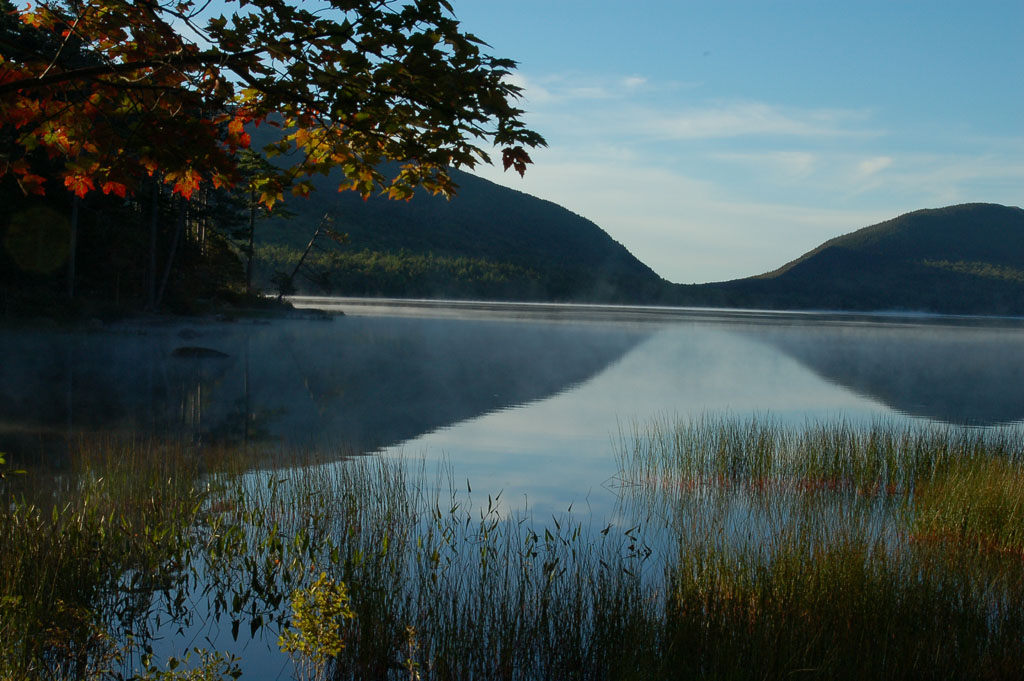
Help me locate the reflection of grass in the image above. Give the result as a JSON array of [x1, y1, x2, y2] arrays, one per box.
[[4, 421, 1024, 679]]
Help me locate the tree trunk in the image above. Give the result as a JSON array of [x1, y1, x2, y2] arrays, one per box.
[[279, 211, 331, 299], [67, 195, 79, 299], [155, 196, 186, 310], [246, 187, 256, 296], [146, 179, 160, 310]]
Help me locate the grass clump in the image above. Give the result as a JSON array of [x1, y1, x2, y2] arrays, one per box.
[[618, 415, 1024, 680], [0, 440, 207, 680], [914, 455, 1024, 558]]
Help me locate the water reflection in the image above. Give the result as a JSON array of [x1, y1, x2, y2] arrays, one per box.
[[5, 305, 1024, 474], [751, 320, 1024, 425], [0, 315, 649, 465]]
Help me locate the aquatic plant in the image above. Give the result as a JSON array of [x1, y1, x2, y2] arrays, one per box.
[[4, 418, 1024, 680]]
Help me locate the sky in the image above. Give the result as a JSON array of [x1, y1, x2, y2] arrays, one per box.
[[447, 1, 1024, 284]]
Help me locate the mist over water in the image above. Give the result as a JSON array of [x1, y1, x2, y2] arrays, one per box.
[[4, 299, 1024, 516], [0, 312, 648, 464]]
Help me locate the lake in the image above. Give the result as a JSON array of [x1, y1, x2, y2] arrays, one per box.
[[5, 298, 1024, 678], [6, 297, 1024, 519]]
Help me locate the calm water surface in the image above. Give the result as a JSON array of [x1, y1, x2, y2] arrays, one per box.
[[6, 298, 1024, 518]]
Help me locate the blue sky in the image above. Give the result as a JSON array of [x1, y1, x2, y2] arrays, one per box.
[[452, 1, 1024, 283]]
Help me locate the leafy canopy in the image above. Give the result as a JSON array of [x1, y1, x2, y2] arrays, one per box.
[[0, 0, 545, 206]]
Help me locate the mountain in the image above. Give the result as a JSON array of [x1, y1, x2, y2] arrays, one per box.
[[256, 165, 666, 302], [671, 203, 1024, 315], [258, 160, 1024, 316]]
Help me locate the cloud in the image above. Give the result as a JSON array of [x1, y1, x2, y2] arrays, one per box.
[[477, 69, 1024, 282], [508, 77, 883, 143], [640, 102, 880, 140], [856, 156, 893, 178], [471, 151, 889, 284], [710, 151, 818, 179]]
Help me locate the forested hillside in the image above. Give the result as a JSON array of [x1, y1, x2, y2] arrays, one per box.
[[255, 165, 667, 302], [671, 204, 1024, 315]]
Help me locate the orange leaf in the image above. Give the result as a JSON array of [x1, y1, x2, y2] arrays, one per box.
[[18, 174, 47, 196], [101, 181, 128, 198], [64, 174, 95, 198], [259, 188, 284, 209], [171, 170, 201, 199]]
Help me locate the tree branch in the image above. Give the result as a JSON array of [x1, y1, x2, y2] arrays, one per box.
[[0, 30, 344, 96]]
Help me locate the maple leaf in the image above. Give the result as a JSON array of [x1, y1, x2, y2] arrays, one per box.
[[18, 174, 47, 195], [169, 169, 201, 199], [259, 189, 284, 209], [502, 147, 532, 178], [64, 174, 95, 198], [100, 181, 128, 198], [2, 0, 545, 204]]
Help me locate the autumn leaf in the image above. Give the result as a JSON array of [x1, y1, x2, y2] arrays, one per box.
[[168, 169, 201, 199], [1, 0, 545, 203], [64, 174, 95, 198], [259, 189, 284, 209], [100, 181, 128, 198], [18, 174, 47, 196], [502, 146, 532, 178]]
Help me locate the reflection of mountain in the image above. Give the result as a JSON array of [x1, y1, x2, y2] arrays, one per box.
[[758, 321, 1024, 425], [0, 316, 648, 463]]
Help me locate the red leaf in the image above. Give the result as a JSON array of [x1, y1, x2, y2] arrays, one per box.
[[171, 170, 201, 199], [64, 174, 95, 198], [502, 147, 532, 178], [101, 181, 128, 198], [18, 174, 47, 196]]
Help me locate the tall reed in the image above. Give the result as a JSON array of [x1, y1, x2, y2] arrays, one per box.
[[0, 439, 206, 680], [5, 418, 1024, 680], [617, 415, 1024, 679]]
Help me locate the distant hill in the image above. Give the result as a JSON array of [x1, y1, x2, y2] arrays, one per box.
[[257, 158, 1024, 315], [671, 203, 1024, 315], [256, 164, 666, 302]]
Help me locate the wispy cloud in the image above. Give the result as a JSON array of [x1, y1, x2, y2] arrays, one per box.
[[710, 151, 819, 180], [643, 102, 879, 140], [856, 156, 893, 178], [479, 68, 1024, 282]]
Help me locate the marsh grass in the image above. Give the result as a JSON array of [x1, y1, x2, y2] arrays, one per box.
[[617, 415, 1024, 680], [4, 418, 1024, 680], [0, 440, 207, 680]]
